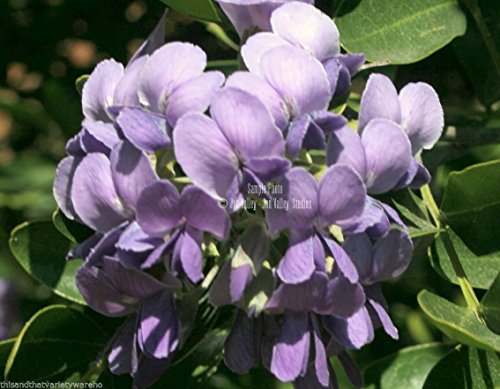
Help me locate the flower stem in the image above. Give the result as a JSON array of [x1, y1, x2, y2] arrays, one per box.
[[420, 184, 481, 312]]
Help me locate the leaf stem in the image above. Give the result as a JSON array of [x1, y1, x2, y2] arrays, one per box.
[[461, 0, 500, 77], [420, 184, 481, 312]]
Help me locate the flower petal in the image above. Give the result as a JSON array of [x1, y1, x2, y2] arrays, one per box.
[[110, 140, 158, 210], [108, 317, 136, 375], [266, 272, 328, 313], [399, 82, 444, 154], [76, 264, 139, 317], [326, 125, 367, 179], [266, 168, 319, 235], [138, 290, 180, 359], [138, 42, 206, 113], [224, 311, 259, 374], [277, 230, 315, 284], [241, 32, 290, 75], [117, 107, 171, 153], [136, 180, 182, 237], [317, 276, 365, 318], [359, 74, 401, 131], [181, 185, 230, 240], [174, 113, 239, 199], [210, 87, 285, 160], [318, 165, 366, 226], [82, 119, 121, 151], [370, 229, 413, 283], [179, 227, 204, 283], [362, 119, 412, 194], [271, 311, 310, 382], [71, 153, 128, 232], [166, 71, 224, 127], [82, 59, 124, 121], [323, 306, 374, 349], [226, 71, 289, 129], [321, 236, 359, 283], [271, 2, 340, 60], [261, 45, 331, 117], [53, 156, 80, 220]]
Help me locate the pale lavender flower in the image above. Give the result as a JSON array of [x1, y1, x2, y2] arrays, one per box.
[[241, 2, 364, 97]]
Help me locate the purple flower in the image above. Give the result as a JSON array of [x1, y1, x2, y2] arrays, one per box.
[[226, 45, 346, 158], [215, 0, 314, 38], [327, 121, 412, 195], [76, 257, 182, 361], [324, 230, 413, 349], [357, 73, 444, 189], [135, 181, 231, 283], [359, 74, 444, 155], [173, 87, 291, 204], [241, 2, 364, 97], [54, 141, 157, 232], [266, 166, 366, 283]]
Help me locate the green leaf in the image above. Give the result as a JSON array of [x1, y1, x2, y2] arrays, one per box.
[[336, 0, 467, 64], [75, 75, 89, 96], [52, 208, 93, 244], [160, 0, 220, 22], [9, 221, 86, 305], [4, 305, 108, 381], [418, 290, 500, 352], [429, 228, 500, 289], [364, 343, 451, 389], [423, 346, 500, 388], [480, 272, 500, 334], [441, 160, 500, 256]]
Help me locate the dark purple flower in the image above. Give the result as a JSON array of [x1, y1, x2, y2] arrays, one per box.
[[174, 87, 290, 204], [76, 256, 181, 361], [324, 230, 413, 349]]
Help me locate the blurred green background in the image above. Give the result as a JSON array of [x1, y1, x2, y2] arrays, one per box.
[[0, 0, 498, 387]]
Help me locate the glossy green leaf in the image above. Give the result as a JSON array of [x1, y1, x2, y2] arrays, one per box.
[[4, 305, 108, 381], [160, 0, 220, 22], [418, 290, 500, 352], [336, 0, 467, 64], [423, 346, 500, 388], [364, 343, 451, 389], [9, 221, 86, 305], [52, 208, 93, 244], [441, 160, 500, 256], [429, 228, 500, 289], [480, 272, 500, 334]]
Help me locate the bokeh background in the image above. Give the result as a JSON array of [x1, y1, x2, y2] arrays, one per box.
[[0, 0, 498, 387]]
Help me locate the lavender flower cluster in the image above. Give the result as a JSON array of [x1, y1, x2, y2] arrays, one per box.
[[53, 1, 444, 388]]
